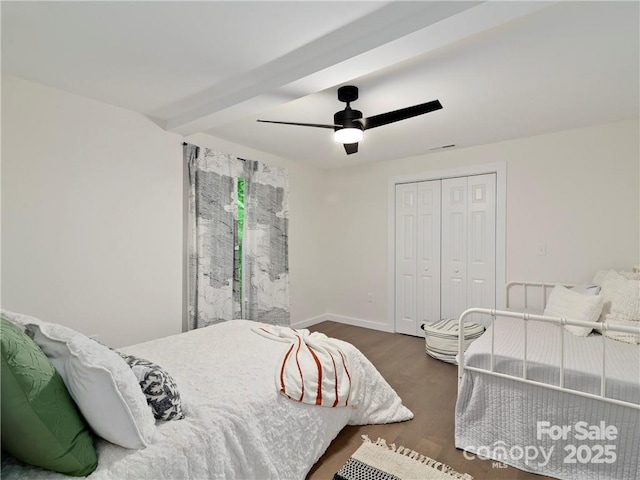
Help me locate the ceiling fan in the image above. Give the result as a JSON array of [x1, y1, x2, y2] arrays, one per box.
[[257, 85, 442, 155]]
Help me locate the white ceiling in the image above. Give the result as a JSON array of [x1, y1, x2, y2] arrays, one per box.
[[2, 1, 638, 169]]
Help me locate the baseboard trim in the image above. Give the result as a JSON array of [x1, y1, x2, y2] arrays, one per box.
[[290, 314, 328, 329], [291, 313, 395, 333], [324, 314, 395, 333]]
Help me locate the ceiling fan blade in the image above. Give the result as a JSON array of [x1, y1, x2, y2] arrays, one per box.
[[363, 100, 442, 130], [343, 143, 359, 155], [257, 119, 337, 129]]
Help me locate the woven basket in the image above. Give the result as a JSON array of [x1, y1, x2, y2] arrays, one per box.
[[420, 318, 485, 364]]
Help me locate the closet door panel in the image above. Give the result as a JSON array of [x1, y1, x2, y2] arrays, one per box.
[[467, 174, 496, 324], [395, 183, 418, 335], [417, 181, 441, 328], [441, 177, 468, 320]]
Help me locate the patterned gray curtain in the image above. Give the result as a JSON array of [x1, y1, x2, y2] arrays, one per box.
[[185, 145, 289, 329], [242, 160, 290, 325]]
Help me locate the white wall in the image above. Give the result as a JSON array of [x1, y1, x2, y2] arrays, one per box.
[[3, 75, 637, 340], [184, 133, 328, 327], [1, 76, 183, 347], [323, 119, 640, 331], [1, 76, 329, 346]]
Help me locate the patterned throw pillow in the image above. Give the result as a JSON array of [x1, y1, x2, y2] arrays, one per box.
[[118, 354, 184, 421]]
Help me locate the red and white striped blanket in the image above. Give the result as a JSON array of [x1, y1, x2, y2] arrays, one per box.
[[253, 325, 355, 408]]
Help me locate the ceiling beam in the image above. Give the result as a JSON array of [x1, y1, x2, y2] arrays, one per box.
[[166, 1, 556, 136], [164, 1, 482, 135]]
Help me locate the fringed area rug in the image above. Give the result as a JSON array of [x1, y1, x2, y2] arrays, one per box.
[[334, 436, 473, 480]]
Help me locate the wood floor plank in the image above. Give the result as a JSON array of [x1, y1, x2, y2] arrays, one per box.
[[306, 321, 553, 480]]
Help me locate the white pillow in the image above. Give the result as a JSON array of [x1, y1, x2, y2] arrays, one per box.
[[543, 286, 604, 336], [26, 320, 156, 449], [593, 270, 640, 344], [0, 309, 42, 332], [595, 270, 640, 319], [619, 271, 640, 281]]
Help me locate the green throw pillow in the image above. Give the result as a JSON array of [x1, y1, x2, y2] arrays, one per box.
[[1, 317, 98, 476]]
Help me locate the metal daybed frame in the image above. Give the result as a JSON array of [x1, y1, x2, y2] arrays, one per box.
[[456, 282, 640, 480], [457, 281, 639, 411]]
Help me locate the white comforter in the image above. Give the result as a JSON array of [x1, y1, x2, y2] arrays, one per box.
[[3, 320, 412, 480]]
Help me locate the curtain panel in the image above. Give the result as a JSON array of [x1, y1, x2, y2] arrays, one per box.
[[185, 145, 289, 329]]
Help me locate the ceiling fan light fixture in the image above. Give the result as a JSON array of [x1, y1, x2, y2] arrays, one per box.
[[258, 85, 442, 155], [334, 127, 363, 144]]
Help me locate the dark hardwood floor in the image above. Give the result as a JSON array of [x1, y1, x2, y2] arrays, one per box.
[[306, 321, 552, 480]]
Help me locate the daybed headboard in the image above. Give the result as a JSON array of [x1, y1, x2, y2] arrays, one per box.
[[505, 281, 574, 313], [506, 267, 638, 316]]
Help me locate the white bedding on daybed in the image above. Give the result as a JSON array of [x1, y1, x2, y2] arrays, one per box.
[[456, 317, 640, 480], [2, 320, 412, 480], [463, 317, 640, 402]]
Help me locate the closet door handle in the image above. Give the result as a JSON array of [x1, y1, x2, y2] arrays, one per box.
[[454, 268, 460, 274]]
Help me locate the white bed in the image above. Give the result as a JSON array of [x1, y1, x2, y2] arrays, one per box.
[[455, 279, 640, 480], [2, 320, 413, 479]]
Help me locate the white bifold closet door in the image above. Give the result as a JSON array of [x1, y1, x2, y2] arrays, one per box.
[[395, 174, 496, 336], [441, 174, 496, 325], [395, 181, 441, 336]]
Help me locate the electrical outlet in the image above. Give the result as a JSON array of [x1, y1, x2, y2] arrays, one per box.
[[536, 244, 547, 256], [368, 293, 374, 303]]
